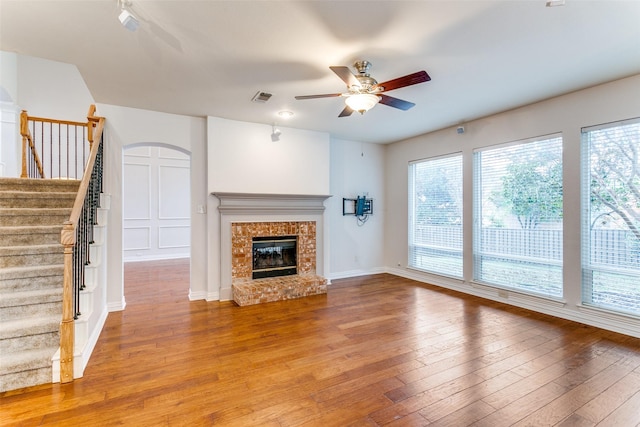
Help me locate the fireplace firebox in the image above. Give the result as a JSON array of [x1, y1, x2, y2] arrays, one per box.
[[252, 236, 297, 279]]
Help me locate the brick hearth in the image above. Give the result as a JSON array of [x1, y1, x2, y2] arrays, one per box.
[[232, 275, 327, 306]]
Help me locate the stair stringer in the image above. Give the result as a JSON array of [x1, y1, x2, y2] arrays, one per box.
[[52, 194, 110, 382]]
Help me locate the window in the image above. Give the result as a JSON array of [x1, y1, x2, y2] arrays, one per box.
[[473, 136, 563, 298], [582, 118, 640, 316], [409, 154, 463, 278]]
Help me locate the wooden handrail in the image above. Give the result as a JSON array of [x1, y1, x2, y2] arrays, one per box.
[[59, 105, 105, 383], [22, 116, 89, 127]]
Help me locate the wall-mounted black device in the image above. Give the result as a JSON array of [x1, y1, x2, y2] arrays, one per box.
[[343, 196, 373, 217]]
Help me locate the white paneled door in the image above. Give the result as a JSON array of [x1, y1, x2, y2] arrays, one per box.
[[123, 146, 190, 261]]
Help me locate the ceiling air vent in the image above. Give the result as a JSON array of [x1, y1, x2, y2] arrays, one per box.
[[252, 91, 273, 103]]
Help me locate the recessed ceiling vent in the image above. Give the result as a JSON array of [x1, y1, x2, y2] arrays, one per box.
[[252, 91, 273, 103]]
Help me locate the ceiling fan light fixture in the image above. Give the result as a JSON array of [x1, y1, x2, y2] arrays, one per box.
[[345, 93, 380, 114]]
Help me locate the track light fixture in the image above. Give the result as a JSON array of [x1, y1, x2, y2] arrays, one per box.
[[271, 124, 281, 142], [118, 0, 139, 31]]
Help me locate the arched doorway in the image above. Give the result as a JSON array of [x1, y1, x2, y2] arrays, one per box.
[[122, 143, 192, 296]]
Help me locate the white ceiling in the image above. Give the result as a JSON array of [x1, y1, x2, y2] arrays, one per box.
[[1, 1, 639, 144]]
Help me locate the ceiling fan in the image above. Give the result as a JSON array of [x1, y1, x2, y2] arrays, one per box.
[[295, 60, 431, 117]]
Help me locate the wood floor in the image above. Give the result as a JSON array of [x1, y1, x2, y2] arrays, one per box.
[[2, 259, 640, 426]]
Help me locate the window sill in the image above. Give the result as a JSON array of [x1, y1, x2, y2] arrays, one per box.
[[576, 303, 640, 322]]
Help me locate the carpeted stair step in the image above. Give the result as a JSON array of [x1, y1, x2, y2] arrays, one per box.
[[0, 178, 80, 193], [0, 190, 77, 209], [0, 264, 64, 292], [0, 244, 64, 268], [0, 287, 64, 309], [0, 347, 57, 392], [0, 225, 63, 246], [0, 300, 62, 322], [0, 315, 60, 353], [0, 288, 63, 321], [0, 208, 71, 227]]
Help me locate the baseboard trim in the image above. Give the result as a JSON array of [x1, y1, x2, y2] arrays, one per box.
[[205, 291, 220, 301], [74, 306, 109, 379], [328, 267, 386, 281], [188, 290, 206, 301], [107, 297, 126, 312], [123, 255, 190, 263]]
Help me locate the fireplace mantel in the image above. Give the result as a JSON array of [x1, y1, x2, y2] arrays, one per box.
[[212, 192, 331, 301], [213, 192, 331, 215]]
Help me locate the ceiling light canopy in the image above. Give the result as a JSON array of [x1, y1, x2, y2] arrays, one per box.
[[277, 110, 294, 119], [345, 94, 380, 114]]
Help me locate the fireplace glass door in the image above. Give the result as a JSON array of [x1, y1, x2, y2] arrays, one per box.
[[252, 236, 297, 279]]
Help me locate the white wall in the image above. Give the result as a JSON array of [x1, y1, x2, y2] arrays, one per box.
[[16, 54, 94, 122], [98, 104, 207, 309], [328, 138, 385, 279], [208, 116, 330, 195], [1, 51, 94, 177], [384, 74, 640, 338], [0, 101, 18, 177], [0, 52, 19, 177], [1, 52, 18, 104]]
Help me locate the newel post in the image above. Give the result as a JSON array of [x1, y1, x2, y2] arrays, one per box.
[[60, 221, 76, 383], [87, 104, 96, 150]]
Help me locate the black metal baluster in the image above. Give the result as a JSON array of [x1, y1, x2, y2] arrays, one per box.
[[69, 127, 104, 320]]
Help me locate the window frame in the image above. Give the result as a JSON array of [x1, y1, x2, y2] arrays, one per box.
[[472, 134, 564, 299], [581, 117, 640, 317], [408, 152, 464, 279]]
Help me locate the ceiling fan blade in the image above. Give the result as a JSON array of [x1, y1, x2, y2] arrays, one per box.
[[378, 94, 415, 111], [338, 105, 354, 117], [295, 93, 342, 100], [374, 70, 431, 92], [330, 66, 361, 88]]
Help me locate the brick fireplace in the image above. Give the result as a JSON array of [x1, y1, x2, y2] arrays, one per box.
[[230, 221, 326, 305], [213, 192, 331, 305]]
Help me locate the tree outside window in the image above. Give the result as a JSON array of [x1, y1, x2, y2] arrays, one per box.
[[474, 136, 563, 298], [583, 119, 640, 315]]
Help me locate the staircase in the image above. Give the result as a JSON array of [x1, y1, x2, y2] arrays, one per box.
[[0, 177, 79, 392]]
